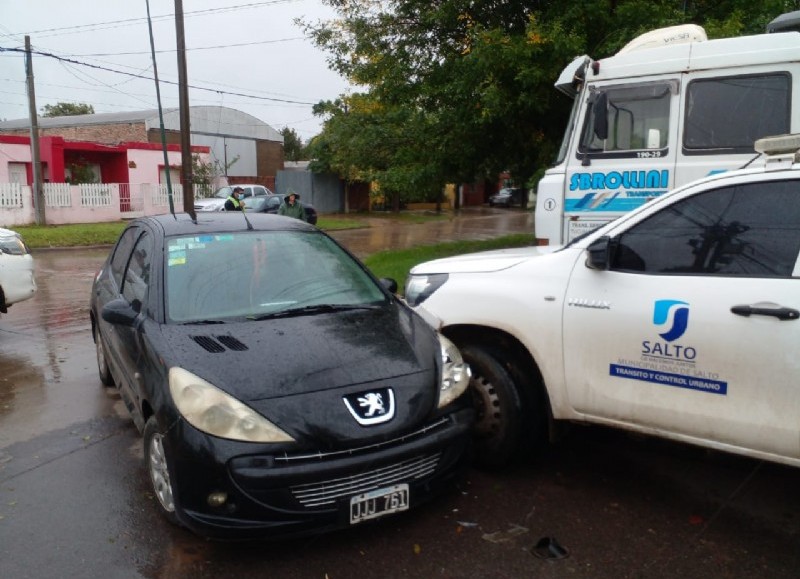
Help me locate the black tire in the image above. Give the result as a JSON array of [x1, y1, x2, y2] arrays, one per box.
[[144, 416, 181, 526], [461, 344, 524, 468], [93, 324, 115, 386]]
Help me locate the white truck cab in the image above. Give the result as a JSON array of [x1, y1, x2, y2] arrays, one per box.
[[535, 17, 800, 246], [407, 133, 800, 469]]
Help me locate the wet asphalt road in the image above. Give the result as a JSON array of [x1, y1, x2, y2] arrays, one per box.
[[1, 209, 798, 579]]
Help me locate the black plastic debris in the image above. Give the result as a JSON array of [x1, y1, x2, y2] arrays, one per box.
[[532, 536, 569, 560]]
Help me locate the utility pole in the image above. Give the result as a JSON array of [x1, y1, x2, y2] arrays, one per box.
[[24, 36, 46, 225], [174, 0, 194, 219]]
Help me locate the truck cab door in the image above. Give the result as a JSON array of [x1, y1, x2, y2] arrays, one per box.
[[562, 79, 680, 243]]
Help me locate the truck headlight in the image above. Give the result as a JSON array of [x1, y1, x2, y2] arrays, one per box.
[[169, 367, 294, 442], [437, 335, 471, 408], [404, 273, 448, 306]]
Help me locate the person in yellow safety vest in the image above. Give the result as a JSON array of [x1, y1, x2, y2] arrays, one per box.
[[224, 187, 245, 211]]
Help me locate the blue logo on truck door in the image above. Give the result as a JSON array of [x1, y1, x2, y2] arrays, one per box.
[[653, 299, 689, 342], [566, 169, 669, 212], [608, 298, 728, 395]]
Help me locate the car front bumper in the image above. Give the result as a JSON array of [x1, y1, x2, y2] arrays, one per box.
[[0, 254, 36, 308], [165, 407, 474, 540]]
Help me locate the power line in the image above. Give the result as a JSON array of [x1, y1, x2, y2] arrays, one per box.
[[9, 1, 300, 38], [0, 46, 317, 106], [65, 37, 305, 58]]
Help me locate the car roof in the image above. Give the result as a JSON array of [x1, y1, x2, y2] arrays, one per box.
[[217, 183, 266, 189], [133, 212, 316, 237]]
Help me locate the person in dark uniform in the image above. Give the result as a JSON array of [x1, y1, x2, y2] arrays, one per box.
[[224, 187, 245, 211]]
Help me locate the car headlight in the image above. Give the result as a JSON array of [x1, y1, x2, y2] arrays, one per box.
[[404, 273, 449, 307], [169, 367, 294, 443], [437, 335, 471, 408]]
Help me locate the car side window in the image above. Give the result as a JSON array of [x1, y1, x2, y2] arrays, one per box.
[[110, 227, 140, 290], [611, 179, 800, 277], [579, 82, 673, 155], [122, 232, 153, 312]]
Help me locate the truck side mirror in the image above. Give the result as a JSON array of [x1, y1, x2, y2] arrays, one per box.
[[592, 92, 608, 140], [585, 236, 612, 270]]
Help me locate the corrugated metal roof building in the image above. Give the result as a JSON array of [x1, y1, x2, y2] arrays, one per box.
[[0, 106, 283, 185]]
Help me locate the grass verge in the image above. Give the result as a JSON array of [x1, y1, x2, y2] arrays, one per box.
[[364, 233, 535, 288]]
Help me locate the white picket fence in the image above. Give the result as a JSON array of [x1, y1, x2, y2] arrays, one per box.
[[0, 182, 212, 226]]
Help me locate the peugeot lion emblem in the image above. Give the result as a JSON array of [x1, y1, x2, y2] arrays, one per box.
[[343, 388, 395, 426]]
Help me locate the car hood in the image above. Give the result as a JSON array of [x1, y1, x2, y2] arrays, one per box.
[[410, 245, 560, 275], [157, 302, 438, 403]]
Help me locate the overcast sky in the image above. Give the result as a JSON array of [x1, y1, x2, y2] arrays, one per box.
[[0, 0, 350, 141]]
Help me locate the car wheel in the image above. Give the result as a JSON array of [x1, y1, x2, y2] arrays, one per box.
[[94, 324, 114, 386], [144, 416, 180, 525], [461, 344, 524, 468]]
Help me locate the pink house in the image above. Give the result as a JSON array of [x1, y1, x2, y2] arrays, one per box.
[[0, 134, 211, 226]]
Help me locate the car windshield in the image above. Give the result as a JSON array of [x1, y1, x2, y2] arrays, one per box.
[[165, 230, 387, 323]]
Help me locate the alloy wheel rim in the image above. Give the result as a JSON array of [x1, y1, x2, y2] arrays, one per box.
[[148, 433, 175, 513], [95, 334, 107, 376]]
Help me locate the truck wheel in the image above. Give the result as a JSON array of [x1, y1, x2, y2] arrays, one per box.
[[93, 324, 114, 386], [144, 417, 180, 526], [461, 344, 524, 468]]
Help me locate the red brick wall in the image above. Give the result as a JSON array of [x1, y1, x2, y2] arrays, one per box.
[[3, 123, 149, 144]]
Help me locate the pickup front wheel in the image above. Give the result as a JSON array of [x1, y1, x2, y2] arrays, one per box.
[[461, 344, 524, 468]]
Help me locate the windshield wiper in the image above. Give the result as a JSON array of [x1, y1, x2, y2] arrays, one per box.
[[180, 319, 226, 325], [249, 303, 379, 321]]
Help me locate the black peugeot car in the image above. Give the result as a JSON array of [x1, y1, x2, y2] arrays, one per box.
[[89, 212, 473, 539]]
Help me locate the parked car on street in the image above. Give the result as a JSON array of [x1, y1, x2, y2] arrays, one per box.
[[406, 133, 800, 469], [0, 227, 36, 314], [89, 212, 473, 539], [488, 187, 526, 208], [194, 184, 272, 212], [246, 194, 318, 225]]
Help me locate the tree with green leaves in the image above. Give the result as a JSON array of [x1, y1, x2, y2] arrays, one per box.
[[302, 0, 796, 206], [280, 127, 308, 162], [41, 102, 95, 117]]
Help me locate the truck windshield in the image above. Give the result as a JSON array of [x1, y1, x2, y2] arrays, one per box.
[[554, 95, 581, 166]]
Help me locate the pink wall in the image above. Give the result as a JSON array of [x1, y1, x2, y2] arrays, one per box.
[[126, 148, 183, 186]]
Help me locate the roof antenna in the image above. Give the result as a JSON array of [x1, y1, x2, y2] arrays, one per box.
[[145, 0, 176, 219], [242, 207, 254, 230]]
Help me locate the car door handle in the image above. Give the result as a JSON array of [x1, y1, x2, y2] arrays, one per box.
[[730, 304, 799, 320]]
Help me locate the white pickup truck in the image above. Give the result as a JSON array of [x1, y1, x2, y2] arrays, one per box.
[[405, 134, 800, 468]]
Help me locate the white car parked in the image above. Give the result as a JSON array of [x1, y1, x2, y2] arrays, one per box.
[[406, 133, 800, 468], [193, 184, 273, 212], [0, 227, 36, 313]]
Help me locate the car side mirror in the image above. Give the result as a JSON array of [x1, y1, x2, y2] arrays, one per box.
[[101, 297, 140, 326], [380, 278, 398, 294], [585, 236, 613, 270]]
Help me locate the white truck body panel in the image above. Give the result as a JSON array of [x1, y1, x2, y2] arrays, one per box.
[[536, 26, 800, 246]]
